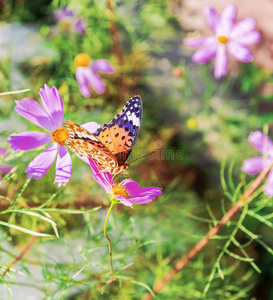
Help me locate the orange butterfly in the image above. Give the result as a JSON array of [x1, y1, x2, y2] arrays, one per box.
[[65, 96, 142, 176]]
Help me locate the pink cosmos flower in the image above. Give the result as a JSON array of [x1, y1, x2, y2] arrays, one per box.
[[81, 121, 162, 207], [89, 158, 162, 207], [242, 131, 273, 197], [75, 54, 115, 98], [53, 6, 86, 34], [184, 4, 261, 79], [6, 84, 72, 187]]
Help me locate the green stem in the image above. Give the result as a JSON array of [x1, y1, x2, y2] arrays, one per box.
[[104, 201, 115, 273], [8, 178, 31, 211]]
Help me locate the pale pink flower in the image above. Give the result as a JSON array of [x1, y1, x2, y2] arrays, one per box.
[[75, 54, 115, 98], [7, 84, 72, 187], [242, 131, 273, 197], [184, 4, 261, 78]]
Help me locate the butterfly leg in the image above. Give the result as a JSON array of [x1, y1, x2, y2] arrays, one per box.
[[117, 171, 130, 180], [95, 169, 108, 175]]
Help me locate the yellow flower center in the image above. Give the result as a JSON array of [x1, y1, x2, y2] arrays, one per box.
[[216, 35, 229, 45], [52, 127, 69, 145], [75, 53, 91, 67], [112, 183, 129, 197], [187, 118, 198, 130]]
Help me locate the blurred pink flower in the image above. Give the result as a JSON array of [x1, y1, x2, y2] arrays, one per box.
[[0, 147, 13, 182], [184, 4, 261, 78], [75, 54, 115, 98], [88, 155, 162, 207], [242, 130, 273, 197], [6, 84, 72, 187], [53, 6, 75, 20], [53, 6, 86, 34]]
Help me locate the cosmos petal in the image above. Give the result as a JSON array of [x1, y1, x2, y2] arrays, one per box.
[[89, 157, 101, 175], [14, 98, 55, 132], [227, 41, 253, 62], [136, 186, 163, 197], [39, 84, 64, 128], [92, 172, 113, 193], [91, 60, 115, 73], [214, 46, 228, 79], [192, 41, 217, 63], [184, 37, 207, 48], [231, 31, 261, 46], [248, 131, 273, 155], [115, 196, 134, 207], [89, 158, 113, 193], [119, 179, 162, 206], [127, 196, 153, 204], [121, 179, 140, 194], [7, 132, 52, 150], [230, 17, 258, 39], [217, 4, 237, 34], [81, 122, 100, 133], [203, 6, 219, 33], [25, 143, 58, 180], [264, 169, 273, 197], [85, 66, 105, 94], [241, 156, 271, 174], [75, 154, 89, 165], [76, 67, 91, 98], [54, 145, 72, 187]]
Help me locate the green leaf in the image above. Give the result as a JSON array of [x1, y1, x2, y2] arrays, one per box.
[[0, 89, 31, 96], [231, 183, 243, 204], [0, 221, 51, 237], [203, 266, 217, 296], [5, 210, 57, 226], [30, 207, 101, 214], [8, 178, 31, 211], [220, 158, 228, 192], [216, 262, 224, 280], [38, 187, 64, 209], [206, 205, 218, 226], [116, 275, 158, 299], [224, 248, 254, 262], [256, 239, 273, 255], [0, 209, 59, 238], [247, 210, 273, 229], [231, 237, 261, 273], [239, 224, 260, 240], [59, 262, 94, 299], [228, 159, 235, 192]]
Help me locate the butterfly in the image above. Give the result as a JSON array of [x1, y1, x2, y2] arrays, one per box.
[[65, 96, 142, 176]]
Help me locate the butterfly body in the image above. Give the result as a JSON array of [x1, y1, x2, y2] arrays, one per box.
[[65, 96, 142, 176]]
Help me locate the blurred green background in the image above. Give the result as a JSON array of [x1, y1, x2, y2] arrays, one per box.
[[1, 0, 273, 299]]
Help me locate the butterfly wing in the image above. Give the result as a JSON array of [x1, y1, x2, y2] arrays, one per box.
[[65, 120, 118, 169], [93, 95, 142, 164]]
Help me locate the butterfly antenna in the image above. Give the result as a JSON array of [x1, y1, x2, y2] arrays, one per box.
[[129, 151, 155, 165]]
